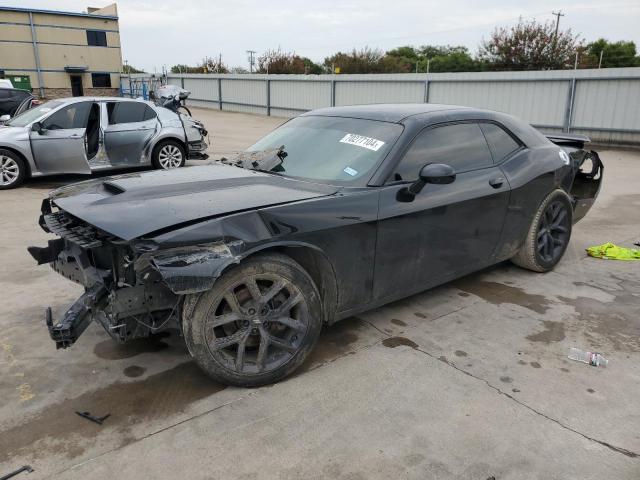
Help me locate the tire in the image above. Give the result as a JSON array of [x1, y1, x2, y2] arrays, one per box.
[[152, 140, 186, 170], [183, 253, 323, 387], [0, 148, 27, 190], [511, 189, 573, 272]]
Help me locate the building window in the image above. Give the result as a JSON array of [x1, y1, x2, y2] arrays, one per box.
[[92, 73, 112, 88], [86, 30, 107, 47]]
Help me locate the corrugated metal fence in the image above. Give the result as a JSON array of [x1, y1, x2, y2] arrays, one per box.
[[124, 68, 640, 145]]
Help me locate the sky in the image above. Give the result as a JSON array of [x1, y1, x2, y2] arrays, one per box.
[[6, 0, 640, 72]]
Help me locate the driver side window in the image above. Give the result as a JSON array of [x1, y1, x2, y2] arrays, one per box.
[[392, 122, 493, 182], [42, 102, 92, 130]]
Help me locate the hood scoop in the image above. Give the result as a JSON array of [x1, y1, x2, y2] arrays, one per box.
[[102, 181, 126, 195]]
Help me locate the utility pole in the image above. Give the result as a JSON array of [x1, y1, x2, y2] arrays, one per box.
[[218, 53, 222, 73], [598, 50, 604, 68], [246, 50, 256, 73], [125, 59, 132, 98], [551, 10, 564, 38], [426, 58, 430, 74]]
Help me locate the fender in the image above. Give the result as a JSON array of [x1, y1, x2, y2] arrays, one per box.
[[145, 239, 335, 296]]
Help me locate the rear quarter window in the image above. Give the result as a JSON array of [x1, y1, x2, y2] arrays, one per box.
[[479, 123, 521, 163]]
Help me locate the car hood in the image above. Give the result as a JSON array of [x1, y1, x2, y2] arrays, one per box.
[[50, 164, 338, 241]]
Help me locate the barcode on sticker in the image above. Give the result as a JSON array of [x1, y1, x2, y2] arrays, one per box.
[[340, 133, 385, 151]]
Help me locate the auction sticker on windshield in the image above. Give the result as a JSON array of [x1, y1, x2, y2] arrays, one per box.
[[340, 133, 385, 151]]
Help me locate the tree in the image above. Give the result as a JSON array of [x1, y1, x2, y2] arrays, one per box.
[[302, 57, 323, 74], [385, 45, 485, 72], [258, 49, 311, 74], [424, 48, 485, 72], [122, 64, 144, 74], [170, 57, 228, 74], [479, 18, 582, 70], [201, 56, 229, 73], [170, 64, 202, 74], [585, 39, 639, 68], [323, 47, 409, 74]]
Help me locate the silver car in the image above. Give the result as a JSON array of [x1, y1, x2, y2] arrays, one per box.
[[0, 97, 208, 189]]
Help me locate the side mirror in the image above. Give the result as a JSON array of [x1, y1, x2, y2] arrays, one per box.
[[397, 163, 456, 202], [418, 163, 456, 185], [0, 114, 10, 123], [31, 121, 44, 134]]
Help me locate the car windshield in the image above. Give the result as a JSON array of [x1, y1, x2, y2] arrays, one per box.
[[245, 115, 403, 185], [6, 101, 63, 127]]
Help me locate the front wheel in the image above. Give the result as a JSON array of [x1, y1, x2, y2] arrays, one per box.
[[183, 253, 323, 387], [511, 189, 573, 272], [0, 149, 27, 190]]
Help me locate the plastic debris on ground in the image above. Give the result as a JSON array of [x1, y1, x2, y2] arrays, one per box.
[[586, 242, 640, 260], [568, 347, 608, 367]]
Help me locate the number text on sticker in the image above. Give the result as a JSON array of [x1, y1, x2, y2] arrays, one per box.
[[340, 133, 385, 152]]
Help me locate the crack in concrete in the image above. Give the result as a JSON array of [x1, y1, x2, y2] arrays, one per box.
[[416, 346, 639, 458], [360, 312, 639, 459], [48, 392, 256, 479]]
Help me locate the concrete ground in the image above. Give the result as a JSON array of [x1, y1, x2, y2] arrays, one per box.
[[0, 107, 639, 480]]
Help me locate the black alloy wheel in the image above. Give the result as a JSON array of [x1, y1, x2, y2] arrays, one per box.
[[184, 253, 322, 387], [536, 199, 570, 264]]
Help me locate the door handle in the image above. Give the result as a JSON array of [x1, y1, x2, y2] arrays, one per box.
[[70, 134, 82, 138], [489, 177, 505, 188]]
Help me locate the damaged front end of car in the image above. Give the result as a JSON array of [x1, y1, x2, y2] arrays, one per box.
[[27, 199, 241, 349]]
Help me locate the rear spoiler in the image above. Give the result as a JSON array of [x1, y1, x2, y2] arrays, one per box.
[[545, 133, 591, 149]]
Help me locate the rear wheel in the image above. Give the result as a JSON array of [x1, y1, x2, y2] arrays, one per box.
[[183, 253, 323, 387], [152, 140, 185, 170], [0, 149, 26, 190], [511, 189, 573, 272]]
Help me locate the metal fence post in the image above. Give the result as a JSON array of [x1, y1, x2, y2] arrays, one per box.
[[563, 78, 577, 133], [266, 79, 271, 116], [424, 79, 430, 103], [330, 79, 336, 107], [218, 78, 222, 110], [180, 77, 184, 88]]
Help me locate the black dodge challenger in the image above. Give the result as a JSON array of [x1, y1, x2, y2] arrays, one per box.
[[29, 104, 603, 386]]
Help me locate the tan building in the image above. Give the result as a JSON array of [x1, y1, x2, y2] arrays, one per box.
[[0, 3, 122, 99]]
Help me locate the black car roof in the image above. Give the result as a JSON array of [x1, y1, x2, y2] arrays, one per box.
[[301, 103, 470, 123]]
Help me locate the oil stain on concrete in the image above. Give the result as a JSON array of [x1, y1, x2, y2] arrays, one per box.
[[382, 337, 419, 349], [0, 362, 226, 464], [453, 278, 550, 314], [526, 321, 566, 344], [391, 318, 407, 327], [123, 365, 146, 378], [297, 317, 363, 373]]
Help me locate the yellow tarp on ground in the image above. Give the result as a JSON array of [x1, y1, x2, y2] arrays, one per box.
[[586, 242, 640, 261]]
